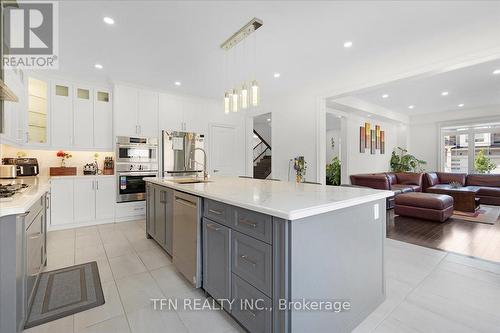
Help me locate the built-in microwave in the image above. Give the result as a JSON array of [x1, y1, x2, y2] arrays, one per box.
[[116, 136, 158, 163]]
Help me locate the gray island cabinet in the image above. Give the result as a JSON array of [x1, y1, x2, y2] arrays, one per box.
[[145, 177, 392, 333]]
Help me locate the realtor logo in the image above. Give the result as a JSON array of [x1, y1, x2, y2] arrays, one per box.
[[2, 1, 59, 69]]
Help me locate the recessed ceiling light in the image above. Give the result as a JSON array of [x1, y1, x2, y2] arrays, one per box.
[[408, 105, 415, 109], [493, 69, 500, 75], [367, 114, 372, 118], [273, 73, 280, 78], [441, 91, 449, 96], [458, 103, 464, 107], [266, 118, 271, 122], [382, 94, 389, 99], [174, 81, 181, 86], [343, 41, 353, 48], [103, 17, 115, 25], [94, 63, 103, 69]]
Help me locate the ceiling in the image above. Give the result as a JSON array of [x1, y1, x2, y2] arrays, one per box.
[[345, 58, 500, 115], [56, 1, 500, 100]]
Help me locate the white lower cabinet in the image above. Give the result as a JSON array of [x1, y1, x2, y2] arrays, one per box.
[[50, 178, 75, 226], [50, 176, 117, 228], [95, 177, 116, 220]]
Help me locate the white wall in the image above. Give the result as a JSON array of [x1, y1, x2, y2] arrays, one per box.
[[345, 115, 407, 177], [325, 129, 340, 163], [254, 122, 272, 146]]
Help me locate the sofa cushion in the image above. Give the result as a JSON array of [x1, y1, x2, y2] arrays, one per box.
[[391, 184, 416, 193], [476, 186, 500, 197], [395, 192, 454, 210], [466, 174, 500, 187], [350, 174, 390, 190], [425, 172, 439, 188], [395, 172, 423, 186], [436, 172, 467, 185]]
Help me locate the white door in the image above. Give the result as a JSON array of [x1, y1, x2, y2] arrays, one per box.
[[137, 89, 158, 137], [114, 85, 138, 136], [158, 93, 183, 131], [73, 85, 94, 148], [50, 178, 74, 226], [52, 81, 73, 147], [94, 89, 113, 149], [74, 178, 96, 223], [209, 124, 240, 176], [95, 177, 115, 220]]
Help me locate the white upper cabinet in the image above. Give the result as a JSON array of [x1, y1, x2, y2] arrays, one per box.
[[114, 84, 138, 137], [2, 69, 26, 143], [94, 89, 113, 149], [137, 89, 158, 137], [158, 93, 184, 131], [73, 85, 94, 148], [51, 81, 73, 147], [114, 84, 159, 138]]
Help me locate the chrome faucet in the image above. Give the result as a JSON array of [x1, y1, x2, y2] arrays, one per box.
[[193, 148, 208, 181]]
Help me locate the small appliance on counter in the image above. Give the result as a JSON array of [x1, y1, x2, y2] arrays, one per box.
[[83, 163, 98, 175], [0, 165, 17, 179], [1, 158, 39, 177], [103, 156, 114, 175]]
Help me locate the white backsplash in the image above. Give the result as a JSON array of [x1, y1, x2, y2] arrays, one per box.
[[0, 144, 114, 176]]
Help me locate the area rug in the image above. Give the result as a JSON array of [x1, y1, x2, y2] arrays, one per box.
[[451, 205, 500, 225], [24, 261, 104, 329]]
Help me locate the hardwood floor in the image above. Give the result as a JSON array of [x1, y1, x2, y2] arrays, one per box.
[[386, 209, 500, 263]]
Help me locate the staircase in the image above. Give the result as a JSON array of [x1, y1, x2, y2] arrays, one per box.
[[254, 155, 271, 179], [253, 130, 271, 179]]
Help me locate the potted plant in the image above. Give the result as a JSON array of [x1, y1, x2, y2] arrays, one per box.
[[293, 156, 307, 183], [326, 157, 341, 186], [56, 150, 72, 167], [474, 149, 496, 174], [390, 147, 426, 173]]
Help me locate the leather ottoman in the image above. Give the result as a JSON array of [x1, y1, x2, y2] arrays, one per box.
[[395, 192, 454, 222]]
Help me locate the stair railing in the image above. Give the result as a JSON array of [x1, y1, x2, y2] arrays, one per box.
[[253, 130, 271, 165]]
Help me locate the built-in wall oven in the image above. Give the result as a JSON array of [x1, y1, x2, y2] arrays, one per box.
[[116, 136, 158, 202]]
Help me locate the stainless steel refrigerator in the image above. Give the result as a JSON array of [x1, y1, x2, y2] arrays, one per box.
[[161, 130, 205, 177]]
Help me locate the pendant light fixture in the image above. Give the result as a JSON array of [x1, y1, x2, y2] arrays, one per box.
[[220, 18, 262, 114], [240, 83, 249, 109]]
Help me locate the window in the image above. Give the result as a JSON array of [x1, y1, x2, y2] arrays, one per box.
[[441, 122, 500, 174]]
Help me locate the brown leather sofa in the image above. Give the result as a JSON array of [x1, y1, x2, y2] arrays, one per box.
[[350, 172, 423, 193], [424, 172, 500, 206], [395, 192, 454, 222]]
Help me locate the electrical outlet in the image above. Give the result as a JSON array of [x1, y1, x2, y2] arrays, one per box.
[[374, 203, 380, 220]]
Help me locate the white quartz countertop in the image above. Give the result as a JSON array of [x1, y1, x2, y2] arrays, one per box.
[[0, 177, 50, 218], [145, 176, 393, 220]]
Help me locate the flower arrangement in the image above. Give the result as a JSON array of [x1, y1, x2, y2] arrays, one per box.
[[56, 150, 72, 167], [293, 156, 307, 183], [449, 181, 462, 189]]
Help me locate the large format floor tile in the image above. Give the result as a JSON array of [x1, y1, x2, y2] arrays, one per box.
[[32, 221, 500, 333]]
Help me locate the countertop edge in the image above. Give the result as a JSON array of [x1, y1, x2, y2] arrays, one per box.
[[0, 183, 49, 218], [145, 178, 393, 220]]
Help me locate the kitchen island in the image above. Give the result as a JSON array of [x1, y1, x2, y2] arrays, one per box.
[[145, 176, 393, 333], [0, 177, 49, 333]]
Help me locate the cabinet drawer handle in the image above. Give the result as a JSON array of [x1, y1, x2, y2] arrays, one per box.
[[208, 209, 223, 215], [239, 218, 257, 228], [240, 255, 257, 266], [133, 207, 144, 211], [175, 197, 197, 208], [206, 223, 222, 231]]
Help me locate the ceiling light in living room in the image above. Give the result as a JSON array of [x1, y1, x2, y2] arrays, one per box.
[[273, 73, 280, 78], [441, 91, 449, 96], [458, 103, 464, 107], [408, 105, 415, 109], [493, 69, 500, 75], [343, 41, 353, 48], [382, 94, 389, 98], [94, 64, 103, 69], [103, 17, 115, 25]]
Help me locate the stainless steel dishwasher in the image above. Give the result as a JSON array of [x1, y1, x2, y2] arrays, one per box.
[[172, 190, 202, 288]]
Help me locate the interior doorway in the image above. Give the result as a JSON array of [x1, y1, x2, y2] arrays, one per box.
[[325, 112, 344, 185], [252, 113, 272, 179]]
